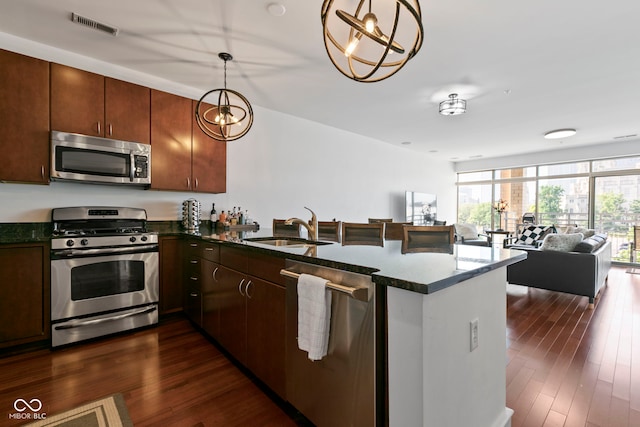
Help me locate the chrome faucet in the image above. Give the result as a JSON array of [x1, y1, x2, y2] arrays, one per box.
[[285, 207, 318, 241]]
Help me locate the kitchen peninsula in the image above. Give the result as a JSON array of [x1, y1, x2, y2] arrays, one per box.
[[169, 225, 526, 427], [1, 222, 524, 427]]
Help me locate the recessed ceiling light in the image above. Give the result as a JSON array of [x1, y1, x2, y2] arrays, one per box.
[[266, 3, 286, 16], [544, 128, 577, 139]]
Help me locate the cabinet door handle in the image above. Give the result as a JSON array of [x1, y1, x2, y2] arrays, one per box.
[[97, 121, 101, 135], [190, 243, 198, 247], [204, 247, 214, 251], [245, 280, 253, 299], [190, 259, 198, 264], [238, 278, 246, 296], [187, 177, 191, 189], [212, 267, 219, 281], [190, 292, 198, 297], [108, 123, 113, 136], [190, 276, 198, 281], [194, 178, 199, 189], [41, 165, 45, 180]]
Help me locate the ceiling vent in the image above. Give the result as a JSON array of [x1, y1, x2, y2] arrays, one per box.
[[613, 134, 637, 140], [71, 13, 119, 36]]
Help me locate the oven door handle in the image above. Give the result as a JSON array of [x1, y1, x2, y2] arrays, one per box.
[[52, 244, 158, 257], [53, 305, 157, 330], [130, 151, 135, 182]]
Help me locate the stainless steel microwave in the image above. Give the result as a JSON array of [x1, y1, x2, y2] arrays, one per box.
[[51, 131, 151, 186]]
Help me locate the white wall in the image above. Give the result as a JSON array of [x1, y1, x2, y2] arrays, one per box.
[[0, 33, 456, 225]]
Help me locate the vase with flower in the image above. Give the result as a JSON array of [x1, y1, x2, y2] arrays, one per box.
[[493, 199, 509, 231]]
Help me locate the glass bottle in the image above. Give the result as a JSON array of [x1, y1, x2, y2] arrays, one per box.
[[210, 203, 217, 223]]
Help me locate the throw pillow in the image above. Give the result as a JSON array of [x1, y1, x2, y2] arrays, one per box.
[[574, 233, 608, 253], [454, 223, 478, 240], [515, 225, 554, 245], [566, 226, 596, 238], [540, 233, 584, 252]]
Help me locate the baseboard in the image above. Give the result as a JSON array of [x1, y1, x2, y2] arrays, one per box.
[[492, 407, 514, 427]]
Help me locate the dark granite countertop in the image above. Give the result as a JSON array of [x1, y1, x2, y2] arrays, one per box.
[[1, 221, 526, 295], [177, 224, 527, 295], [0, 223, 52, 244]]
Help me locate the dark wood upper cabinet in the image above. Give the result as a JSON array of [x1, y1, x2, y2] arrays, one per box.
[[105, 77, 150, 144], [51, 63, 150, 143], [150, 91, 227, 193], [2, 50, 223, 192], [0, 49, 50, 184], [50, 63, 104, 137], [150, 89, 193, 191], [192, 100, 226, 193]]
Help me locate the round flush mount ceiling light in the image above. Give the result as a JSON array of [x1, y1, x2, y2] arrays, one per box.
[[544, 128, 577, 139]]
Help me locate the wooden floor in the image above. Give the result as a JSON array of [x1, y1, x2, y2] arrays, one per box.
[[0, 317, 304, 426], [1, 266, 639, 426], [507, 266, 640, 427]]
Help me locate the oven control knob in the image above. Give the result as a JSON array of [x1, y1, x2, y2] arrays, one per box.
[[129, 236, 137, 243], [141, 235, 148, 242], [81, 239, 89, 246], [66, 239, 74, 247]]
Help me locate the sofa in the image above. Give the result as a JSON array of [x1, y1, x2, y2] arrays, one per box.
[[506, 231, 612, 307]]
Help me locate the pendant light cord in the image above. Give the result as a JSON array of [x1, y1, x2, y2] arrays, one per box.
[[223, 59, 228, 90]]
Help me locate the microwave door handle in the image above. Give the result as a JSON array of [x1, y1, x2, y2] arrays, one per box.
[[129, 152, 135, 182]]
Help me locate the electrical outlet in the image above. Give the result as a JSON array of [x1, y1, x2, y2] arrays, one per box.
[[470, 318, 479, 351]]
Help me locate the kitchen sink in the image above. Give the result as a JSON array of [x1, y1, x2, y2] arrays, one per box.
[[244, 237, 333, 247]]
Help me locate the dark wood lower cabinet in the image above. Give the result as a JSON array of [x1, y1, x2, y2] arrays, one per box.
[[188, 243, 287, 399], [183, 240, 203, 326], [159, 236, 182, 315], [201, 258, 220, 338], [246, 276, 287, 398], [0, 243, 50, 348], [215, 264, 248, 364]]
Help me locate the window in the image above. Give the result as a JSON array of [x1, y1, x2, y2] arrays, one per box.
[[537, 177, 589, 227], [457, 155, 640, 264]]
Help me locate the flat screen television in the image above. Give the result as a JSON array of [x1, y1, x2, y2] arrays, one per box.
[[405, 191, 437, 225]]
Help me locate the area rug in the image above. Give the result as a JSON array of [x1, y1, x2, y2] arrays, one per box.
[[23, 393, 133, 427]]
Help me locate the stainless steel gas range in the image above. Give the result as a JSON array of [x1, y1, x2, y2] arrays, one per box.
[[50, 207, 159, 347]]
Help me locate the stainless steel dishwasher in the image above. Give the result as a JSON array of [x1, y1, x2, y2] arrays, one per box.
[[281, 260, 378, 427]]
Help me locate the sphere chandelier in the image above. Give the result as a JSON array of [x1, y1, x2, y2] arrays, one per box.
[[195, 53, 254, 141], [321, 0, 424, 83]]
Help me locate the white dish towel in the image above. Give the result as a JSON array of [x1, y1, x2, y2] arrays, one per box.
[[297, 273, 332, 361]]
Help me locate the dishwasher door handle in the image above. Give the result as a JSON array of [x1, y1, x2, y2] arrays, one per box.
[[280, 269, 369, 302]]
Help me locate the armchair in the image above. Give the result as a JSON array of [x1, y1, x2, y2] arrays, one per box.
[[453, 223, 491, 246]]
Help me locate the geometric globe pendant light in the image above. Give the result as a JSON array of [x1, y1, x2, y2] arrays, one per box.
[[195, 53, 254, 141], [321, 0, 424, 82]]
